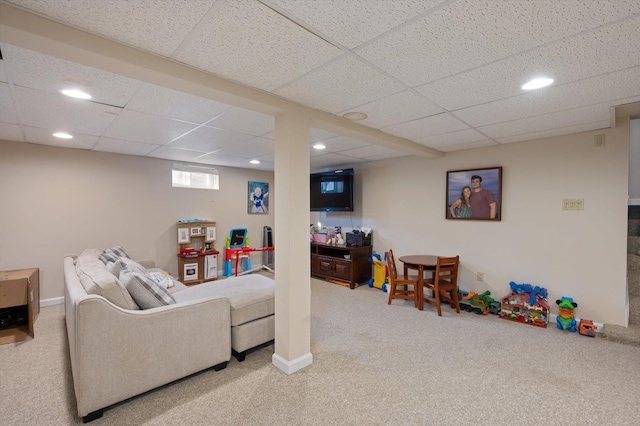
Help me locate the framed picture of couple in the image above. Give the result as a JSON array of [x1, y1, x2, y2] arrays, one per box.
[[446, 167, 502, 221]]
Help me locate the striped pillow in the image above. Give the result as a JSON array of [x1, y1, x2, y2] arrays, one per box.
[[119, 270, 176, 309], [99, 252, 120, 265], [104, 246, 131, 259]]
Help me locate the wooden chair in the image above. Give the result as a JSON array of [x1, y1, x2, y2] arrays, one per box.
[[423, 256, 460, 316], [386, 250, 418, 306]]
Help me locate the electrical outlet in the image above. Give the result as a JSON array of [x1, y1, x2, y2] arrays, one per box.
[[562, 199, 584, 210], [477, 272, 484, 281], [594, 134, 606, 147]]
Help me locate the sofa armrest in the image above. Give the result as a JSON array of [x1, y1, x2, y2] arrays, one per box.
[[72, 295, 231, 417]]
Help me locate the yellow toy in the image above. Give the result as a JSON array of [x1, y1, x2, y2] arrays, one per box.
[[368, 254, 388, 290]]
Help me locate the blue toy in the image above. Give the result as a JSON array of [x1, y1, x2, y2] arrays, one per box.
[[509, 281, 548, 305], [556, 296, 578, 332]]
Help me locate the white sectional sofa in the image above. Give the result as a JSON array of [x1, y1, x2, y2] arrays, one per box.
[[64, 248, 275, 422]]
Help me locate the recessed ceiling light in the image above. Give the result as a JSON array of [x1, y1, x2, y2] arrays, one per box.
[[521, 77, 554, 91], [313, 143, 326, 150], [342, 112, 368, 121], [60, 89, 92, 100], [250, 160, 260, 164], [53, 132, 73, 139]]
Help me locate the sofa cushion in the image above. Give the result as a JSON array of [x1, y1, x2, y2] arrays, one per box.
[[77, 260, 140, 310], [120, 270, 176, 309], [173, 274, 274, 326]]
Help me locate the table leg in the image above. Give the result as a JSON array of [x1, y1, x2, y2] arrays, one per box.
[[417, 266, 424, 311]]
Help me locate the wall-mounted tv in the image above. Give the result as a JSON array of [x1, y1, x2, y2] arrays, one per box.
[[310, 168, 354, 212]]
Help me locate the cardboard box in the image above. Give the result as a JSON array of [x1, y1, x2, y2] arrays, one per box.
[[0, 268, 40, 345]]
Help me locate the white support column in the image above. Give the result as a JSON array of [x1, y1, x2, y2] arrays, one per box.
[[272, 111, 313, 374]]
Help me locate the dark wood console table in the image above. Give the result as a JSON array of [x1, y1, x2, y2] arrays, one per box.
[[310, 243, 372, 289]]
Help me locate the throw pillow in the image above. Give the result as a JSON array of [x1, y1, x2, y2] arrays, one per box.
[[99, 252, 120, 265], [104, 246, 132, 259], [106, 257, 147, 277], [148, 271, 175, 289], [120, 270, 176, 309]]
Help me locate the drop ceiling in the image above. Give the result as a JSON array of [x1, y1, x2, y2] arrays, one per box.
[[0, 0, 639, 172]]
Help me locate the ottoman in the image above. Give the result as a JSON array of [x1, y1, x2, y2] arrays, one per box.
[[173, 273, 275, 361]]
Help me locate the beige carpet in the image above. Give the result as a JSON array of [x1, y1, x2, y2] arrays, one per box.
[[2, 277, 640, 425]]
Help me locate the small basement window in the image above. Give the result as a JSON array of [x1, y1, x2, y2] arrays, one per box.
[[172, 163, 219, 190]]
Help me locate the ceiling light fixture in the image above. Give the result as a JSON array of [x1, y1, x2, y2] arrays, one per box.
[[250, 160, 260, 164], [313, 143, 326, 150], [61, 89, 92, 100], [342, 112, 368, 121], [53, 132, 73, 139], [521, 77, 554, 91]]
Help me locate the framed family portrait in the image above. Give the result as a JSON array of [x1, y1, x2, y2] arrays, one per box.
[[446, 167, 502, 221], [248, 181, 269, 214]]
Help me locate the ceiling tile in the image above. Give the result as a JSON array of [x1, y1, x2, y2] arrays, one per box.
[[496, 120, 611, 144], [93, 138, 158, 156], [415, 129, 490, 149], [23, 125, 97, 149], [314, 135, 370, 154], [6, 0, 214, 57], [453, 67, 640, 127], [438, 140, 498, 152], [340, 90, 442, 129], [275, 55, 405, 114], [194, 152, 255, 168], [0, 83, 19, 124], [103, 110, 197, 145], [1, 43, 142, 107], [310, 153, 366, 171], [479, 103, 611, 139], [125, 83, 230, 123], [0, 58, 8, 82], [338, 144, 403, 159], [0, 123, 24, 142], [175, 0, 343, 91], [206, 108, 274, 136], [270, 0, 444, 49], [357, 0, 640, 87], [383, 113, 469, 140], [168, 126, 253, 152], [310, 128, 340, 143], [212, 137, 274, 158], [146, 146, 208, 162], [13, 86, 120, 135], [417, 15, 640, 111]]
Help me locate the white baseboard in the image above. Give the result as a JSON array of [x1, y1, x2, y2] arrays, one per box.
[[272, 352, 313, 375], [629, 198, 640, 206], [548, 313, 604, 333], [41, 297, 64, 307]]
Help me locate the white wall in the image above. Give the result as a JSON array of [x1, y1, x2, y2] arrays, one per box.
[[2, 117, 631, 325], [629, 118, 640, 204], [0, 140, 274, 300], [317, 120, 630, 326]]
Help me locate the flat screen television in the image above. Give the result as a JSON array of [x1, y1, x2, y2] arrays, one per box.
[[310, 168, 354, 212]]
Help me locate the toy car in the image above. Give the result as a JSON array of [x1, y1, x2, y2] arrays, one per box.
[[579, 319, 596, 337]]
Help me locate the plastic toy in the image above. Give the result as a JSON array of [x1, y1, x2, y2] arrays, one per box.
[[499, 283, 549, 328], [459, 290, 494, 315], [556, 296, 578, 332], [368, 253, 388, 291], [579, 319, 596, 337], [223, 228, 274, 277], [509, 281, 548, 305]]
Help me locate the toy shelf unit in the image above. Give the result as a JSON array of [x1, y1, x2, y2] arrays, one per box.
[[177, 221, 218, 285], [311, 243, 372, 289]]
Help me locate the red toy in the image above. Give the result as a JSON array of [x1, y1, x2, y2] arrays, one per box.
[[579, 319, 596, 337]]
